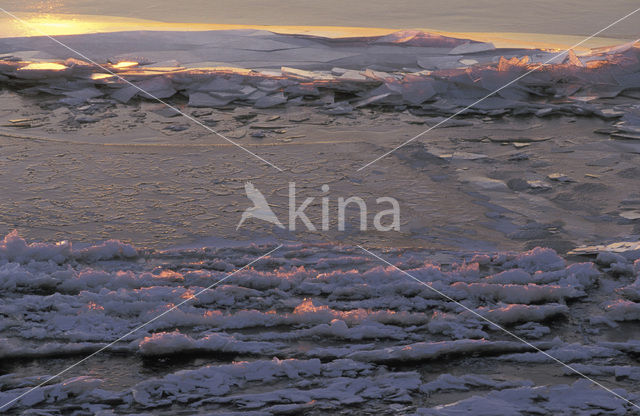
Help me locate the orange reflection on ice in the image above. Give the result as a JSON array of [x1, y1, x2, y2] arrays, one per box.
[[86, 301, 104, 311], [585, 59, 611, 69], [180, 289, 195, 299], [112, 61, 138, 69], [293, 298, 328, 314], [90, 73, 114, 80], [18, 62, 67, 70], [204, 310, 223, 318], [156, 270, 184, 280], [497, 56, 530, 71]]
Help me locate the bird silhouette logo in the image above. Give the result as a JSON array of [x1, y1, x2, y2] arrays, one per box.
[[236, 182, 285, 230]]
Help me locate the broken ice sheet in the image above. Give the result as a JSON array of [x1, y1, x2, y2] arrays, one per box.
[[354, 93, 391, 108], [0, 29, 638, 116], [547, 173, 574, 183], [109, 84, 139, 103], [448, 42, 495, 55], [417, 55, 464, 70], [322, 101, 353, 115], [281, 66, 334, 81], [526, 180, 552, 192], [569, 241, 640, 256], [620, 211, 640, 220], [151, 107, 181, 117], [400, 77, 437, 105], [254, 92, 287, 108], [463, 176, 509, 191], [188, 92, 234, 107], [63, 87, 103, 101]]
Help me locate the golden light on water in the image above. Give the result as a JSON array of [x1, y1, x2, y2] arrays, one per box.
[[1, 13, 160, 38], [0, 12, 628, 52]]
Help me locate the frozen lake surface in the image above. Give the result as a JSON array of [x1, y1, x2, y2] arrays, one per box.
[[0, 14, 639, 416], [1, 29, 640, 251]]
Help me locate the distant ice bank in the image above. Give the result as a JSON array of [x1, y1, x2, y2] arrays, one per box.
[[0, 29, 639, 131]]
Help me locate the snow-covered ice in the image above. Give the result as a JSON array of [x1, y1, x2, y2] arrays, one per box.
[[0, 232, 639, 414]]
